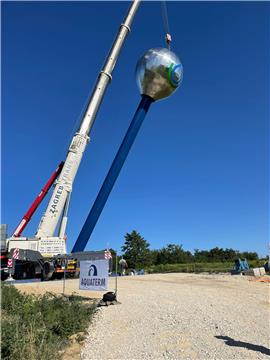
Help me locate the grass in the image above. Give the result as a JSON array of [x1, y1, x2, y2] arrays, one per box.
[[145, 260, 266, 274], [1, 283, 97, 360]]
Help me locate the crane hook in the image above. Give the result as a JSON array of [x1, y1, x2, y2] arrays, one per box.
[[161, 2, 172, 50], [165, 33, 172, 49]]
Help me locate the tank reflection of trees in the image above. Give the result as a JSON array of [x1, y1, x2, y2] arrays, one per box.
[[142, 65, 171, 101]]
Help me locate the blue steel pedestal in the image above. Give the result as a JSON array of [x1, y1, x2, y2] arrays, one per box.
[[72, 95, 154, 253]]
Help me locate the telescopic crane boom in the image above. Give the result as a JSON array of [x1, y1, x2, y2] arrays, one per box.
[[7, 0, 140, 258], [35, 0, 140, 239]]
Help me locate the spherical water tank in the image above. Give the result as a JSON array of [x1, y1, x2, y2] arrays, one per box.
[[136, 48, 183, 101]]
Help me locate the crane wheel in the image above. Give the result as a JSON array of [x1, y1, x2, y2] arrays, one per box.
[[42, 261, 54, 281]]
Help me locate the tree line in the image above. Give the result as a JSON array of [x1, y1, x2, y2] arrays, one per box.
[[119, 230, 260, 269]]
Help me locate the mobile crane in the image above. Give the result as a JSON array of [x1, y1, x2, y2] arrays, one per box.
[[3, 1, 183, 281], [1, 162, 64, 279], [2, 0, 140, 280]]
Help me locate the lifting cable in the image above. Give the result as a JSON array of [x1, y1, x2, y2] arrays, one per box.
[[161, 1, 172, 50]]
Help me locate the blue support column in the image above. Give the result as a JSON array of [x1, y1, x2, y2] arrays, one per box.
[[72, 95, 154, 253]]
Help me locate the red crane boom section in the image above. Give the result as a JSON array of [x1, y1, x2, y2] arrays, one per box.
[[12, 161, 64, 237]]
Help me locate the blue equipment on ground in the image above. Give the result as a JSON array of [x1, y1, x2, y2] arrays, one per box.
[[231, 258, 250, 275]]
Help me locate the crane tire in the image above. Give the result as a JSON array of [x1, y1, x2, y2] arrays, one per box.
[[42, 261, 54, 281]]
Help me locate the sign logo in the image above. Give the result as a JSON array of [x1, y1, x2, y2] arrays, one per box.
[[168, 63, 183, 88], [88, 264, 98, 276]]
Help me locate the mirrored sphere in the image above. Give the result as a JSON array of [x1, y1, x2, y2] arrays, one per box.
[[136, 48, 183, 101]]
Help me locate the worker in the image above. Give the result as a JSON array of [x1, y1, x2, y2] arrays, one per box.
[[119, 258, 128, 276]]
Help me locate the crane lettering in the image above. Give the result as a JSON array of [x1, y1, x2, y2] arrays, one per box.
[[49, 185, 64, 214]]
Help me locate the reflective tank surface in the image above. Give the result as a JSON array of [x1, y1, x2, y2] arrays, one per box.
[[136, 48, 183, 101]]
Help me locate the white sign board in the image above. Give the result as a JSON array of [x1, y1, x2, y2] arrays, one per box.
[[79, 260, 108, 291], [38, 238, 66, 256]]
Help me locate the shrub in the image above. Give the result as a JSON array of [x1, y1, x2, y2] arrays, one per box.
[[1, 283, 97, 360], [145, 262, 234, 274]]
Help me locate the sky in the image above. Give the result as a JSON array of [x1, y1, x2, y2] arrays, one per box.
[[2, 1, 269, 257]]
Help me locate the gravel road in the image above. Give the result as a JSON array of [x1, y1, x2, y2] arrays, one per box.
[[81, 273, 269, 360], [14, 273, 269, 359]]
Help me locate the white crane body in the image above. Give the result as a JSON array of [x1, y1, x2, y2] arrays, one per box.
[[35, 0, 140, 243], [6, 1, 140, 267], [36, 133, 88, 239]]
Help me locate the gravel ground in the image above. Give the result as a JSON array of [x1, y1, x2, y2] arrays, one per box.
[[14, 273, 269, 359], [80, 273, 270, 360]]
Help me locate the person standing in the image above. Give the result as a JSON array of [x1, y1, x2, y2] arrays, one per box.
[[119, 258, 128, 276]]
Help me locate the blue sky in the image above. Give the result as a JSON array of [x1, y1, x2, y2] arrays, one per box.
[[2, 1, 269, 256]]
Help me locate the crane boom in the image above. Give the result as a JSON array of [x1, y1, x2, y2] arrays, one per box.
[[13, 161, 64, 237], [36, 0, 140, 238]]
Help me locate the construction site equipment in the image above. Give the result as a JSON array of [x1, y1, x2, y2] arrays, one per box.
[[161, 1, 172, 50], [1, 224, 8, 280], [34, 0, 140, 240], [12, 162, 64, 238], [231, 258, 250, 275], [2, 0, 140, 280], [3, 3, 183, 280], [1, 224, 8, 252], [264, 260, 269, 273], [232, 259, 268, 277]]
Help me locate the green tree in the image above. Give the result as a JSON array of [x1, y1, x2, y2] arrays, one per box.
[[149, 249, 159, 265], [121, 230, 151, 269], [155, 244, 192, 264], [239, 251, 259, 261]]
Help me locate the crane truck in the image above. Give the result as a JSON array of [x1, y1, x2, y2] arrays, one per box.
[[1, 0, 140, 280]]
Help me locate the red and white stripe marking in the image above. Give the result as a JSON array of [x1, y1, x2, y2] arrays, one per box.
[[104, 250, 112, 260], [13, 219, 27, 237], [7, 259, 13, 268], [12, 248, 20, 260]]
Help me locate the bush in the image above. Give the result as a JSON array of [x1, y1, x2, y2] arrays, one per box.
[[1, 283, 97, 360], [248, 259, 267, 268], [145, 259, 268, 274], [145, 262, 234, 274]]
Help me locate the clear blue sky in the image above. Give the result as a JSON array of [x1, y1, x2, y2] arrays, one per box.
[[2, 1, 269, 257]]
